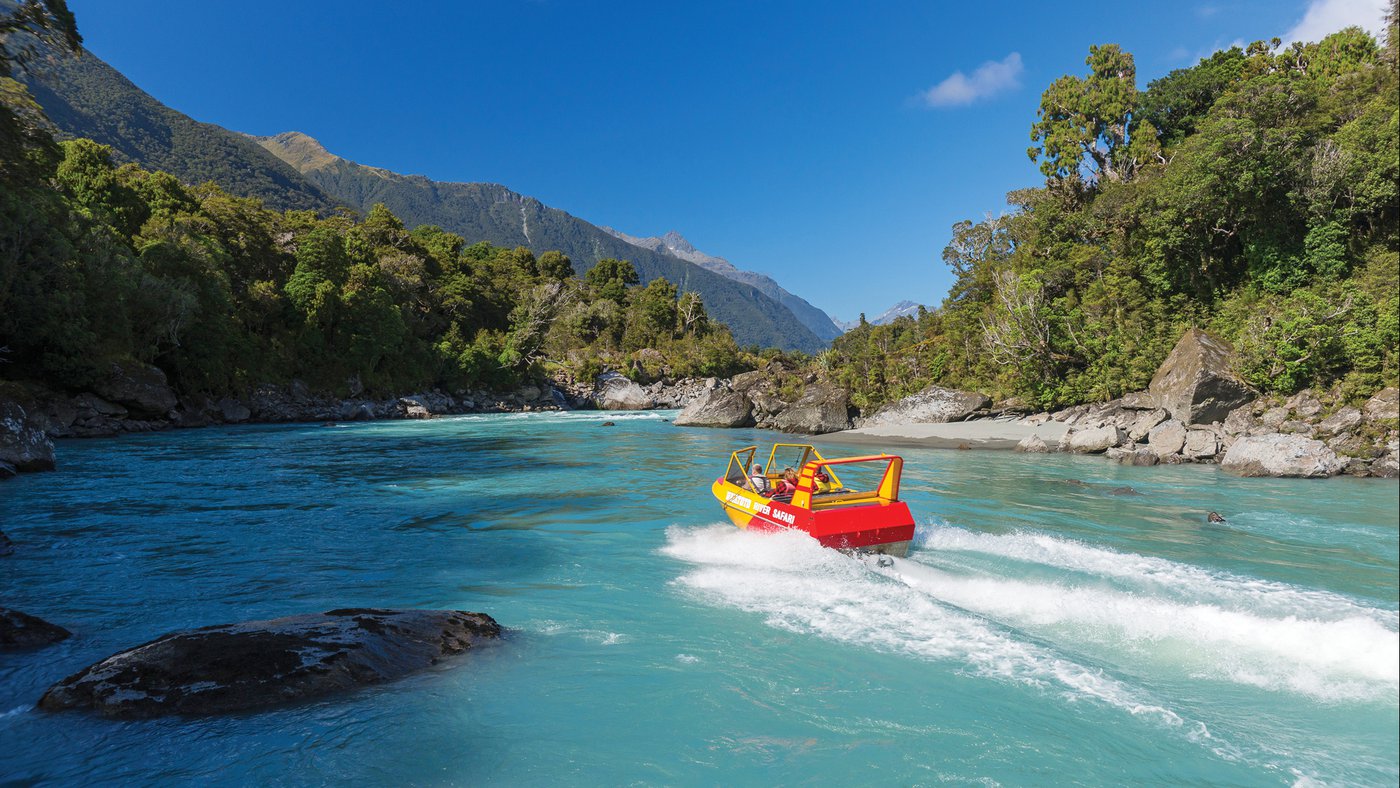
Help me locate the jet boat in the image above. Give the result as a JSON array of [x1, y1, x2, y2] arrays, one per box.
[[712, 443, 915, 557]]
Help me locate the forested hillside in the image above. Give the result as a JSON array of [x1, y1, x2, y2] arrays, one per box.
[[826, 22, 1398, 411], [23, 51, 341, 213], [255, 131, 828, 352]]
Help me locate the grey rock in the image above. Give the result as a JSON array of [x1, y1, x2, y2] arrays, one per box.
[[1260, 407, 1290, 429], [1148, 419, 1188, 457], [1015, 434, 1050, 453], [1, 608, 72, 650], [674, 388, 755, 428], [1362, 387, 1399, 423], [1342, 458, 1373, 477], [1118, 448, 1160, 466], [1279, 420, 1314, 436], [39, 609, 500, 718], [1066, 426, 1125, 454], [1183, 429, 1219, 459], [768, 383, 852, 435], [1316, 406, 1362, 437], [0, 401, 56, 473], [218, 398, 251, 423], [1220, 434, 1345, 478], [1328, 432, 1384, 459], [92, 361, 179, 419], [1286, 390, 1324, 418], [74, 393, 127, 418], [593, 373, 654, 410], [1148, 328, 1256, 425], [1119, 391, 1159, 410], [1371, 454, 1399, 478], [1127, 408, 1169, 441], [858, 386, 991, 427]]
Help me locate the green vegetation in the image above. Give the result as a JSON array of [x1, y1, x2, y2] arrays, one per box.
[[825, 21, 1398, 412], [1, 131, 748, 398]]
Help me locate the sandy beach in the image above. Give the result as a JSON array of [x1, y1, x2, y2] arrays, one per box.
[[821, 417, 1071, 450]]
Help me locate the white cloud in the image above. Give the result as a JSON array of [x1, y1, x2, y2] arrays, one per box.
[[1282, 0, 1388, 44], [918, 52, 1024, 108]]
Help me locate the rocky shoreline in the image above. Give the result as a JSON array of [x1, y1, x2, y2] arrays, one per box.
[[675, 329, 1399, 480], [0, 361, 714, 480]]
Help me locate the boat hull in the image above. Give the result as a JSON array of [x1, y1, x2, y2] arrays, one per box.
[[713, 479, 915, 557]]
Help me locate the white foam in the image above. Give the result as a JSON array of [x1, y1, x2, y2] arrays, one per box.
[[662, 525, 1184, 726], [883, 556, 1399, 702], [916, 523, 1398, 628]]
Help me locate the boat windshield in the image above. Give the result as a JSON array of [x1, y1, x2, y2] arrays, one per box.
[[765, 444, 819, 478], [724, 447, 757, 488]]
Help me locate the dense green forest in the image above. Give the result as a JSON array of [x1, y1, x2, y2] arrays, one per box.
[[0, 4, 748, 398], [3, 2, 1396, 411], [827, 21, 1398, 411]]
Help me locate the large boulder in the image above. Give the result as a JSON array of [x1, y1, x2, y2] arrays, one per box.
[[1316, 406, 1363, 437], [1362, 387, 1398, 423], [39, 609, 500, 718], [91, 361, 179, 419], [1148, 328, 1256, 425], [674, 388, 755, 428], [1, 401, 56, 473], [1127, 408, 1169, 441], [1183, 429, 1220, 459], [1065, 425, 1125, 454], [1015, 434, 1050, 453], [1220, 434, 1344, 478], [857, 385, 990, 427], [1147, 419, 1188, 457], [1, 608, 72, 650], [592, 373, 654, 410], [768, 383, 852, 435]]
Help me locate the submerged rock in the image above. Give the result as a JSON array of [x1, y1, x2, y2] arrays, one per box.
[[39, 608, 500, 718], [1220, 434, 1344, 478], [0, 529, 12, 555], [1, 608, 72, 650]]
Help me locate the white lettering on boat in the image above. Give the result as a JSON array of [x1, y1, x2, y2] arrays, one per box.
[[725, 491, 796, 525]]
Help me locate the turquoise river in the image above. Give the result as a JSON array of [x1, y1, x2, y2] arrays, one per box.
[[2, 411, 1397, 785]]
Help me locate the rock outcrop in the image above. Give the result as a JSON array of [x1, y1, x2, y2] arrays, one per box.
[[1066, 425, 1124, 454], [0, 401, 56, 473], [674, 388, 755, 428], [39, 609, 500, 718], [856, 386, 990, 427], [1148, 328, 1256, 425], [1, 608, 72, 650], [1363, 387, 1399, 423], [1220, 434, 1344, 478], [768, 383, 853, 435], [592, 373, 654, 410], [91, 361, 179, 419]]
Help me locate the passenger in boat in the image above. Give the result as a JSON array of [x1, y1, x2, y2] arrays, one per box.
[[775, 467, 799, 496], [749, 463, 770, 494], [813, 470, 834, 494]]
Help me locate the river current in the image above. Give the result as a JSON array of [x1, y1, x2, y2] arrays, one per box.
[[1, 411, 1396, 785]]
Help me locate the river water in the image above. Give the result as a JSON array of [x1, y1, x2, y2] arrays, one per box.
[[1, 412, 1396, 785]]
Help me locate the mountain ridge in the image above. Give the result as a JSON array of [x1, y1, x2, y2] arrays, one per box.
[[599, 226, 843, 342], [255, 132, 827, 352]]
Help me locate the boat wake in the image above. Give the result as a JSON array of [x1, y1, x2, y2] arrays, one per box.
[[664, 523, 1398, 707]]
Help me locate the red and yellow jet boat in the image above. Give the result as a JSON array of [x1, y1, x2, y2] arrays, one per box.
[[712, 443, 916, 557]]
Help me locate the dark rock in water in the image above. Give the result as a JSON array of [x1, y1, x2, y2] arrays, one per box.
[[0, 529, 12, 555], [0, 459, 16, 479], [1207, 511, 1227, 523], [39, 608, 500, 718], [0, 400, 56, 473], [1106, 486, 1142, 496], [1148, 328, 1256, 425], [600, 421, 616, 427], [91, 360, 179, 419], [1, 608, 72, 650]]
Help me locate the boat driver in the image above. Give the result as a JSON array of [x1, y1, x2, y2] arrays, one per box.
[[749, 463, 770, 494]]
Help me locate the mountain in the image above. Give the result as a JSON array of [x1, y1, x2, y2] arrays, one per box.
[[23, 51, 340, 213], [255, 132, 827, 352], [835, 300, 924, 331], [600, 227, 844, 342], [23, 50, 826, 352]]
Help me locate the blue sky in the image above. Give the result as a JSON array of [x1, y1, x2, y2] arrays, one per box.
[[67, 0, 1388, 322]]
